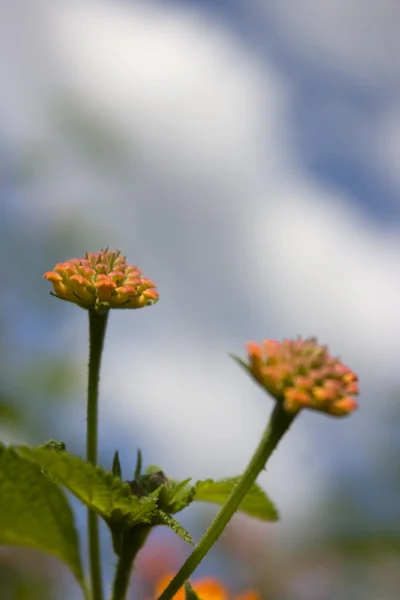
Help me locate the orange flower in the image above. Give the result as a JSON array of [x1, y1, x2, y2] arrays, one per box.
[[43, 248, 158, 312], [244, 337, 358, 417], [156, 575, 260, 600]]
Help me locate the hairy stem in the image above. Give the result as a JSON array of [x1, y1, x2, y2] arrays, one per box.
[[157, 402, 296, 600], [111, 526, 151, 600], [87, 309, 109, 600]]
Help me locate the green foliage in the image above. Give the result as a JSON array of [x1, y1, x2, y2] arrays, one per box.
[[14, 444, 195, 553], [141, 465, 278, 522], [142, 466, 195, 514], [134, 449, 142, 479], [160, 478, 195, 514], [43, 440, 66, 451], [0, 444, 85, 591], [194, 477, 278, 521], [16, 444, 157, 528], [112, 450, 122, 479]]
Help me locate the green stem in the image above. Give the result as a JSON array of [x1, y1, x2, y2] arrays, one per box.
[[157, 402, 296, 600], [87, 308, 109, 600], [111, 526, 151, 600]]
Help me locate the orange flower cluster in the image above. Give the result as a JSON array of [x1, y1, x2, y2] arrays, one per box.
[[43, 248, 158, 312], [156, 575, 260, 600], [245, 337, 359, 417]]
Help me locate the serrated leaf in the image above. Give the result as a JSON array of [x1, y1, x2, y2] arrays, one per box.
[[134, 449, 142, 479], [161, 478, 195, 514], [112, 451, 122, 479], [144, 466, 195, 514], [16, 445, 157, 528], [155, 510, 195, 546], [0, 444, 86, 592], [194, 478, 278, 521]]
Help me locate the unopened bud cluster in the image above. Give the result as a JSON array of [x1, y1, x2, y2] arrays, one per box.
[[245, 338, 359, 417], [43, 248, 158, 312]]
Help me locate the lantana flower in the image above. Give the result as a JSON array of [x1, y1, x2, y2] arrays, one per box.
[[242, 337, 359, 417], [43, 248, 158, 312], [156, 575, 260, 600]]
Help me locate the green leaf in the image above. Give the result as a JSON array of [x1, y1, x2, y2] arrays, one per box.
[[0, 444, 85, 591], [112, 451, 122, 479], [145, 464, 163, 475], [160, 478, 195, 514], [16, 445, 157, 528], [155, 510, 195, 546], [194, 477, 278, 521], [144, 466, 195, 514], [134, 449, 142, 479]]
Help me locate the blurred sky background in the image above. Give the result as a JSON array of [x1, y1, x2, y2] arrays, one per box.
[[1, 0, 400, 598]]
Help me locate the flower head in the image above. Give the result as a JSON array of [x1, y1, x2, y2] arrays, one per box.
[[156, 575, 259, 600], [43, 248, 158, 312], [243, 337, 359, 417]]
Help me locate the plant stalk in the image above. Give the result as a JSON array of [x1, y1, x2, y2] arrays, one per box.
[[87, 308, 109, 600], [157, 402, 296, 600], [111, 525, 151, 600]]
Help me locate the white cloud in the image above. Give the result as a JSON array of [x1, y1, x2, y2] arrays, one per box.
[[48, 0, 287, 193], [0, 0, 54, 143]]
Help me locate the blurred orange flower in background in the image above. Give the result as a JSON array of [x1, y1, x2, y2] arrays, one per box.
[[155, 575, 260, 600]]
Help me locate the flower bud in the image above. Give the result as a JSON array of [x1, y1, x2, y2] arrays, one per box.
[[244, 337, 359, 417], [43, 248, 159, 312]]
